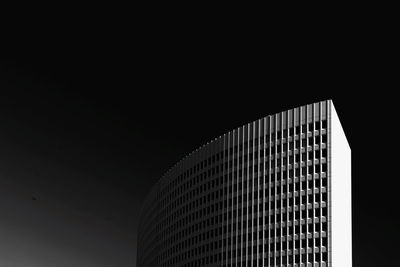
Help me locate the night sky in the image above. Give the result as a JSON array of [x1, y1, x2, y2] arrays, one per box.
[[0, 17, 397, 266]]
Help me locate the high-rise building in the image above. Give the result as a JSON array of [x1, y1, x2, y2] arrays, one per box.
[[137, 100, 351, 267]]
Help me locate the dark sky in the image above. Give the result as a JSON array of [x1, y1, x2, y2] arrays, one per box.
[[0, 14, 397, 266]]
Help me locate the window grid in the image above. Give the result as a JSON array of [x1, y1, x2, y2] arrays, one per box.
[[137, 101, 330, 267]]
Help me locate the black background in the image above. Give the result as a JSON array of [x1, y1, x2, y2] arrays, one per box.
[[0, 9, 397, 266]]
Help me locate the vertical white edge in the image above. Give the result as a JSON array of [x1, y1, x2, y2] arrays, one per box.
[[330, 101, 352, 267]]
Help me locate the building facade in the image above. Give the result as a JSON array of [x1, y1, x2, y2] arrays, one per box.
[[137, 100, 351, 267]]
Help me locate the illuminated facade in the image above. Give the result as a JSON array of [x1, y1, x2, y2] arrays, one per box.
[[137, 100, 351, 267]]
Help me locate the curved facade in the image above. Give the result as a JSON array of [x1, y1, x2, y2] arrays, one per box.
[[137, 100, 351, 267]]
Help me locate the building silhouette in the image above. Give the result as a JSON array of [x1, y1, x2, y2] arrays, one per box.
[[137, 100, 351, 267]]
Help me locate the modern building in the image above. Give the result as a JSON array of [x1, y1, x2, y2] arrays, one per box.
[[137, 100, 351, 267]]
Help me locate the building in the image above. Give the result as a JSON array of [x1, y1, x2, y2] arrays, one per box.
[[137, 100, 351, 267]]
